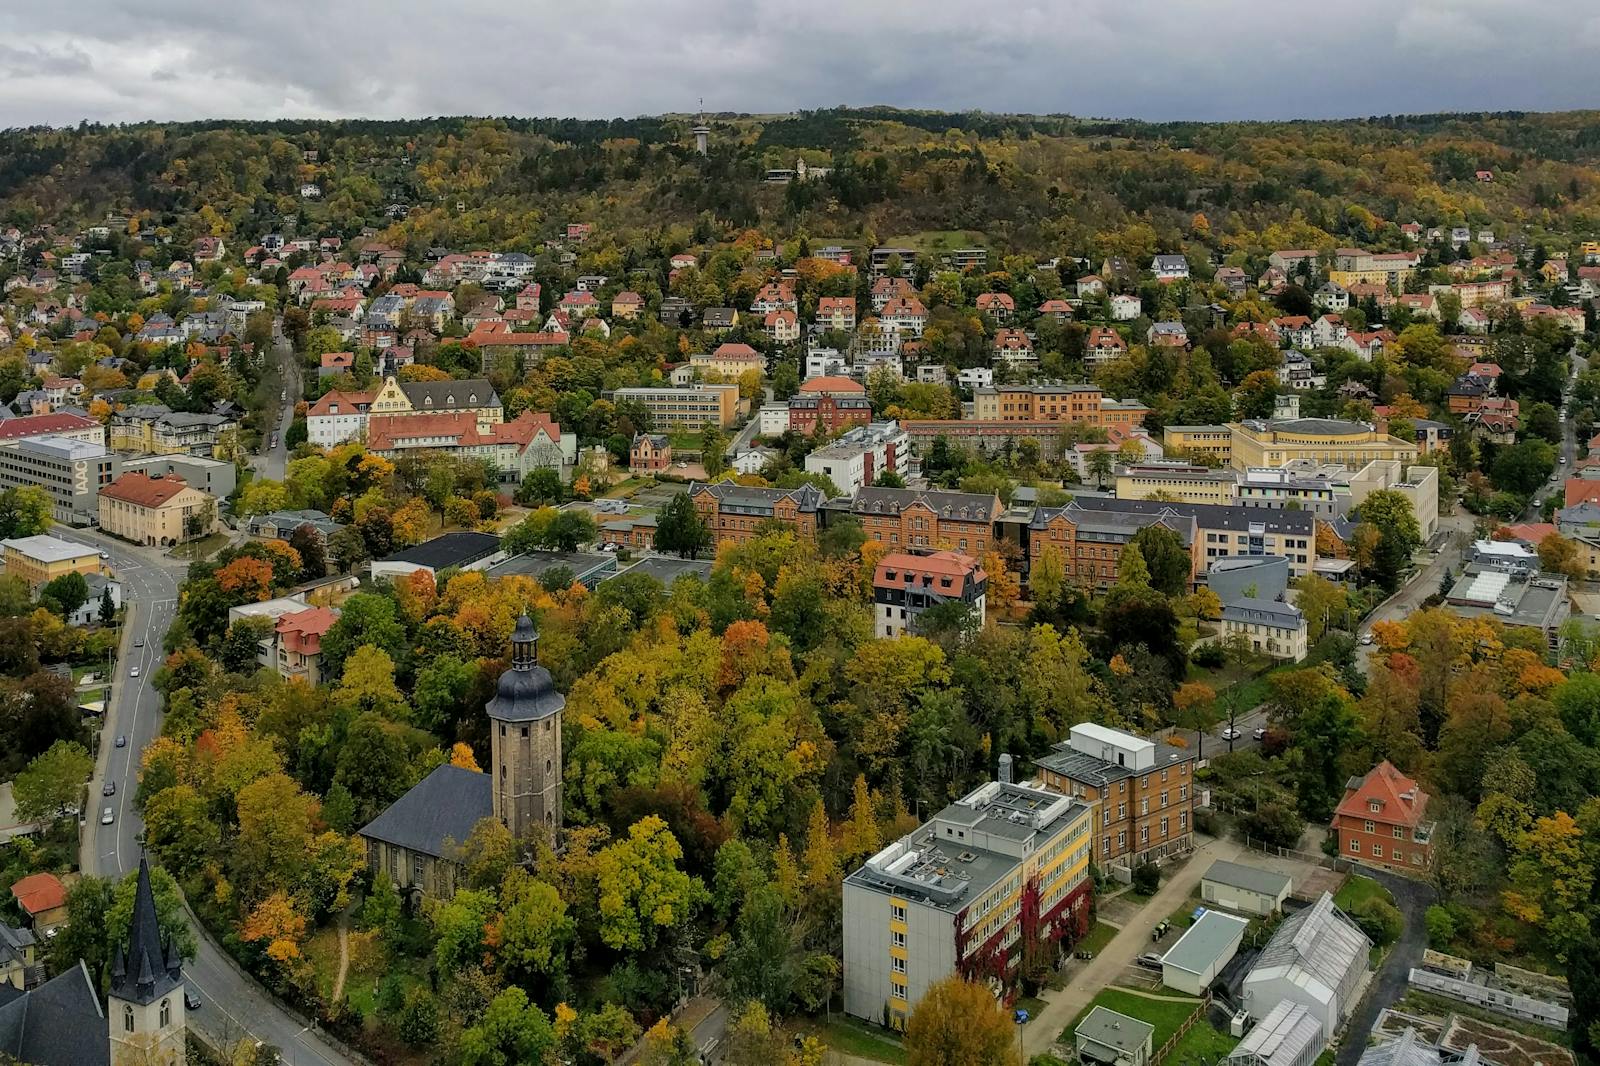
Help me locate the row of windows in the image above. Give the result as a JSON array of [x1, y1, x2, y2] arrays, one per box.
[[1348, 839, 1425, 865]]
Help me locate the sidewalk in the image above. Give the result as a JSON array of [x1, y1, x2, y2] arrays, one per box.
[[1022, 835, 1245, 1057]]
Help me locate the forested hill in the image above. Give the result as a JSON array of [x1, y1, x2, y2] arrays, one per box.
[[2, 107, 1599, 262]]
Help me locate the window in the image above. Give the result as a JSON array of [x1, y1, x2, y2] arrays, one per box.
[[1117, 831, 1127, 848], [1140, 826, 1150, 844], [1349, 839, 1361, 853], [1368, 799, 1381, 812], [1160, 817, 1169, 838], [891, 982, 907, 1001], [1140, 800, 1148, 816], [1372, 844, 1383, 859], [1364, 820, 1375, 834], [124, 1005, 135, 1031], [892, 957, 906, 975], [1412, 852, 1423, 866], [890, 903, 906, 922], [891, 930, 906, 948], [160, 998, 171, 1027], [1116, 803, 1126, 819], [521, 726, 529, 738], [1393, 825, 1405, 839]]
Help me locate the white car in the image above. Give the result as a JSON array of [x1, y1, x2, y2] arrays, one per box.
[[1220, 726, 1242, 740], [1360, 633, 1375, 645], [129, 665, 140, 678], [101, 807, 114, 826]]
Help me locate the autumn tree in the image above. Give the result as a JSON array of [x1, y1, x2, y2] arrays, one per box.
[[1538, 532, 1588, 581], [12, 740, 92, 822], [904, 975, 1019, 1066], [593, 815, 703, 952]]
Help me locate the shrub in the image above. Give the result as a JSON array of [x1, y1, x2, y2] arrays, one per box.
[[1425, 904, 1457, 948], [1192, 644, 1225, 669], [1194, 809, 1221, 836], [1237, 801, 1305, 850], [1352, 898, 1403, 946], [1132, 861, 1160, 894]]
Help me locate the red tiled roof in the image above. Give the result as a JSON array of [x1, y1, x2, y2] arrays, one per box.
[[874, 549, 985, 585], [1334, 760, 1430, 828], [11, 872, 67, 915], [799, 375, 865, 396], [307, 389, 376, 417], [320, 351, 354, 368], [0, 411, 99, 441], [711, 342, 762, 360], [276, 605, 339, 655], [1567, 479, 1600, 507], [100, 471, 194, 508], [1496, 523, 1557, 545]]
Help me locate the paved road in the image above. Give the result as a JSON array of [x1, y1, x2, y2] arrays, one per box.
[[257, 334, 299, 481], [66, 527, 354, 1066], [1335, 870, 1433, 1066]]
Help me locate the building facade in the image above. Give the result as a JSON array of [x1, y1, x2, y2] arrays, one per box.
[[97, 472, 217, 547], [1227, 418, 1418, 472], [842, 775, 1093, 1027], [486, 616, 566, 837], [689, 481, 826, 546], [0, 436, 120, 524], [842, 487, 1002, 557], [972, 383, 1148, 431], [1034, 723, 1198, 873], [1331, 761, 1434, 873], [1, 534, 105, 589], [613, 384, 740, 429], [872, 550, 987, 638]]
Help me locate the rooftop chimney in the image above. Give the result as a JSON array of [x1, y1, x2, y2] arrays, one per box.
[[998, 753, 1013, 785]]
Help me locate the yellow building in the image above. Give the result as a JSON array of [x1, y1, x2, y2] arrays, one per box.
[[842, 776, 1094, 1027], [613, 384, 742, 429], [1163, 425, 1233, 464], [1, 534, 104, 589], [1327, 249, 1421, 289], [108, 404, 238, 458], [1114, 462, 1236, 504], [368, 376, 503, 430], [98, 471, 218, 547], [690, 343, 767, 379], [1226, 417, 1418, 471]]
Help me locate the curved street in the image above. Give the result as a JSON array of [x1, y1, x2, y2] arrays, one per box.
[[64, 525, 355, 1065]]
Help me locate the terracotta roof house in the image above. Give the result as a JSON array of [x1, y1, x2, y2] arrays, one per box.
[[1331, 761, 1433, 872], [10, 872, 68, 934]]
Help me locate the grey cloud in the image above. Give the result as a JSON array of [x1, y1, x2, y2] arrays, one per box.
[[0, 0, 1594, 127]]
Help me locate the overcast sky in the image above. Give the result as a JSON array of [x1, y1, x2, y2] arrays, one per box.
[[2, 1, 1597, 127]]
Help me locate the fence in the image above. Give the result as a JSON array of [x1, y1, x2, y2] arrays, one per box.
[[1152, 996, 1211, 1066], [1407, 968, 1569, 1029], [1238, 835, 1332, 866]]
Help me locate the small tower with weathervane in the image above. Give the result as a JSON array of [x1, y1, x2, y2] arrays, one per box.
[[108, 857, 186, 1066], [486, 615, 566, 838]]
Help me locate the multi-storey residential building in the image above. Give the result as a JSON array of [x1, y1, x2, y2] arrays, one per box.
[[805, 421, 905, 494], [629, 433, 671, 472], [1162, 425, 1233, 464], [817, 296, 857, 332], [108, 405, 237, 458], [368, 376, 502, 429], [1331, 761, 1433, 873], [270, 605, 339, 686], [842, 773, 1093, 1027], [1034, 723, 1197, 873], [98, 472, 218, 547], [872, 550, 986, 637], [691, 342, 767, 378], [1085, 326, 1129, 366], [1114, 462, 1235, 505], [1327, 249, 1420, 288], [0, 435, 120, 524], [0, 411, 106, 449], [1226, 418, 1417, 471], [972, 383, 1149, 430], [366, 411, 571, 482], [1066, 496, 1318, 579], [613, 384, 740, 429], [1220, 597, 1309, 661], [1, 534, 105, 589], [1233, 466, 1342, 517], [788, 393, 873, 434], [689, 481, 826, 546], [1027, 502, 1200, 592], [307, 388, 376, 446], [836, 487, 1002, 556]]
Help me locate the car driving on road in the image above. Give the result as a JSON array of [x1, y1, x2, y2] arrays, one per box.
[[129, 664, 140, 677], [101, 807, 114, 825], [1221, 726, 1242, 740], [103, 781, 116, 796]]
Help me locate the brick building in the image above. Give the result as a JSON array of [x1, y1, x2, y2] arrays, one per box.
[[1027, 501, 1200, 592], [689, 481, 826, 546], [836, 487, 1002, 556], [1034, 723, 1198, 874], [1331, 761, 1433, 872]]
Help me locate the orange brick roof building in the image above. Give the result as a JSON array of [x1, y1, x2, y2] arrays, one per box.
[[1332, 760, 1433, 872]]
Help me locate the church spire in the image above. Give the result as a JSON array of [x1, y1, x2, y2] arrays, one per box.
[[110, 856, 182, 1006]]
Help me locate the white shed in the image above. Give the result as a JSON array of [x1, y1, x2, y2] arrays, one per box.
[[1202, 860, 1293, 917], [1162, 910, 1249, 995], [1242, 893, 1372, 1038]]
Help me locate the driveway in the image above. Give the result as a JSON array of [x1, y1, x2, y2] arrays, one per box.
[[1335, 869, 1434, 1066]]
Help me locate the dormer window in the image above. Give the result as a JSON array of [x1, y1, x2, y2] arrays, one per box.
[[1368, 799, 1381, 812]]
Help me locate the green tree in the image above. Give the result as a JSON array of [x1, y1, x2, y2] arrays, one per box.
[[594, 815, 702, 952], [98, 585, 116, 626], [11, 740, 92, 822], [495, 871, 573, 981], [40, 571, 89, 618], [320, 592, 407, 679], [655, 493, 711, 559], [904, 975, 1019, 1066], [142, 784, 222, 879], [220, 615, 275, 674], [1129, 524, 1191, 598], [456, 987, 556, 1066], [1085, 448, 1114, 489], [1353, 489, 1422, 590]]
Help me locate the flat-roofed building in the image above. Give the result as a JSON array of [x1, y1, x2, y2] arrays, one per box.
[[1228, 418, 1417, 472], [613, 383, 740, 429], [2, 534, 104, 589], [1114, 461, 1235, 505], [842, 773, 1094, 1027], [1163, 425, 1233, 464], [1033, 723, 1197, 873], [1162, 909, 1249, 994], [1075, 1007, 1155, 1066], [119, 453, 236, 500], [972, 382, 1148, 431], [0, 435, 120, 524]]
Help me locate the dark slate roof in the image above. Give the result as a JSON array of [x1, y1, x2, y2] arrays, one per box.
[[690, 481, 825, 515], [378, 531, 501, 570], [846, 486, 999, 522], [397, 377, 500, 410], [1030, 501, 1197, 547], [0, 960, 108, 1066], [358, 763, 492, 859], [1034, 737, 1194, 785], [1065, 496, 1315, 536], [110, 857, 182, 1007], [485, 616, 566, 723]]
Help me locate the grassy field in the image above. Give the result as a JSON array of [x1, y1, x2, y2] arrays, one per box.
[[1078, 920, 1119, 955], [798, 1016, 908, 1064], [1065, 988, 1205, 1048], [1333, 874, 1393, 913], [668, 430, 703, 449], [169, 532, 229, 561], [1164, 1019, 1239, 1064], [887, 230, 989, 255]]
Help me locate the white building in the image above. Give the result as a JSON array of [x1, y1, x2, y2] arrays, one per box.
[[1226, 1002, 1327, 1066], [805, 421, 906, 495], [1161, 910, 1249, 995], [1220, 597, 1308, 661], [1200, 860, 1293, 917], [1110, 294, 1142, 321], [757, 402, 791, 437], [1242, 893, 1371, 1038], [956, 367, 994, 390]]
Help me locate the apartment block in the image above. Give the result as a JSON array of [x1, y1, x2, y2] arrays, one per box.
[[1027, 501, 1200, 592], [0, 435, 121, 524], [972, 383, 1149, 431], [1034, 723, 1197, 873], [872, 550, 987, 638], [843, 773, 1093, 1027], [1163, 425, 1233, 465], [1114, 462, 1235, 505], [613, 384, 740, 429], [1, 534, 105, 590]]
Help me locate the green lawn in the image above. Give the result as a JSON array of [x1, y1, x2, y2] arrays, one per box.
[[668, 430, 703, 449], [1163, 1020, 1238, 1065], [800, 1017, 908, 1064], [170, 532, 230, 561], [1065, 989, 1205, 1048], [886, 230, 989, 255], [1078, 920, 1119, 955], [1333, 874, 1393, 913]]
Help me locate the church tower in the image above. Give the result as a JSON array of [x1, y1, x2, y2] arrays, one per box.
[[108, 857, 186, 1066], [486, 615, 566, 838]]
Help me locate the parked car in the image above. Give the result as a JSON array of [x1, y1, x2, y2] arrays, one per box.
[[129, 665, 140, 678], [1360, 632, 1374, 645], [184, 988, 202, 1011], [102, 781, 116, 797], [1136, 952, 1163, 970], [133, 637, 144, 648], [100, 807, 114, 825], [1252, 726, 1267, 741], [99, 551, 110, 560]]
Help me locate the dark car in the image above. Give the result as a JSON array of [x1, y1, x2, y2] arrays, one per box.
[[103, 781, 116, 797], [184, 987, 202, 1011]]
